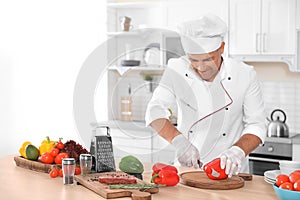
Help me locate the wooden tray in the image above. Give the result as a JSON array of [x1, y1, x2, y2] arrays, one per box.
[[75, 171, 159, 200], [14, 156, 59, 173], [180, 171, 245, 190]]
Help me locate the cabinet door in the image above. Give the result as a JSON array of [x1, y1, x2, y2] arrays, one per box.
[[261, 0, 296, 54], [229, 0, 261, 55], [166, 0, 228, 30]]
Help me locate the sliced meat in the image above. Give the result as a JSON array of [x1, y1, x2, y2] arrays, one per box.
[[98, 173, 137, 184]]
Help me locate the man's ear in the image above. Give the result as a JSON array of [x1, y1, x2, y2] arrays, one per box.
[[219, 42, 225, 54]]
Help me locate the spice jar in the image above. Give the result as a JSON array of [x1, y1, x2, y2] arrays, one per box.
[[79, 154, 92, 176], [62, 158, 76, 185]]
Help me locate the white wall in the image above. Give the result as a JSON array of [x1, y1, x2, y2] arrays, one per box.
[[0, 0, 107, 158]]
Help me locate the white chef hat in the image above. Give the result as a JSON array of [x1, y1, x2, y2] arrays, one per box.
[[178, 14, 227, 54]]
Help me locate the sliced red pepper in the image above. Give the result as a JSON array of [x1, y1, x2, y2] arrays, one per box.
[[203, 158, 228, 180]]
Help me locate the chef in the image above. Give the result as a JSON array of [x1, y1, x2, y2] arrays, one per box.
[[145, 14, 266, 177]]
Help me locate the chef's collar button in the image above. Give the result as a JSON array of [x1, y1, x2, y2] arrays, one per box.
[[185, 73, 188, 77], [225, 107, 229, 110], [222, 133, 226, 136], [189, 130, 193, 133], [228, 77, 231, 80]]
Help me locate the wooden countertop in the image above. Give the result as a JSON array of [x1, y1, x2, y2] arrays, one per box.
[[0, 155, 279, 200]]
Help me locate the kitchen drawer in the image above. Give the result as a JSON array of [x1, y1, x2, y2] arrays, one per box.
[[252, 142, 292, 157]]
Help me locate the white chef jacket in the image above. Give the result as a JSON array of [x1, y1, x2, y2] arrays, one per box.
[[145, 56, 266, 173]]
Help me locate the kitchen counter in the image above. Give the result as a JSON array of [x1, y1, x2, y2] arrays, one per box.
[[0, 155, 279, 200], [292, 134, 300, 144]]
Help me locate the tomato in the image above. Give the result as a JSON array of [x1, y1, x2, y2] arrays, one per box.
[[75, 167, 81, 175], [276, 174, 290, 187], [50, 148, 60, 157], [54, 152, 69, 164], [49, 169, 58, 178], [294, 180, 300, 191], [40, 152, 54, 164], [279, 182, 294, 190], [58, 169, 63, 177], [56, 138, 64, 150], [289, 172, 300, 184]]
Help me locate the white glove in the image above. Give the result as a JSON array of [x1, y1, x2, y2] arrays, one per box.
[[171, 134, 200, 168], [220, 146, 245, 178]]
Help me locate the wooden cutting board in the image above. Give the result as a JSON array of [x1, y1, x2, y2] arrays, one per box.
[[180, 171, 245, 190], [14, 156, 59, 173], [75, 171, 159, 200]]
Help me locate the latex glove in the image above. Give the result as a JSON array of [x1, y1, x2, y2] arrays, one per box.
[[171, 134, 200, 168], [220, 146, 245, 178]]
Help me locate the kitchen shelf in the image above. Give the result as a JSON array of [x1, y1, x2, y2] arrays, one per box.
[[107, 1, 161, 8], [91, 120, 153, 132], [107, 65, 165, 76], [229, 54, 296, 71], [108, 65, 164, 71], [107, 31, 141, 37]]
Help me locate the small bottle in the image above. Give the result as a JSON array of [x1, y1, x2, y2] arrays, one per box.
[[62, 158, 76, 185], [80, 154, 92, 176], [120, 84, 132, 121]]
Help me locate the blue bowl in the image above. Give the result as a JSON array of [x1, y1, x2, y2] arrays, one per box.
[[273, 184, 300, 200]]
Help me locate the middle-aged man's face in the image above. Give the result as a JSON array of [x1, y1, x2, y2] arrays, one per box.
[[188, 42, 225, 82]]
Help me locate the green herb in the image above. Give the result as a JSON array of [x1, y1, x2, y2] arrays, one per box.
[[143, 74, 153, 81], [109, 183, 164, 190]]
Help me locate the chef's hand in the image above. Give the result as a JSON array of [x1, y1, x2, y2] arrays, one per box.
[[220, 146, 245, 178], [171, 134, 200, 168]]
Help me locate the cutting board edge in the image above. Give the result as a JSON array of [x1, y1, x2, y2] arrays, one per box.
[[14, 156, 58, 173], [75, 172, 159, 199], [180, 171, 245, 190]]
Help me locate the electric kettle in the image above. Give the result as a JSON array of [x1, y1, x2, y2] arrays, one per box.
[[267, 109, 289, 138]]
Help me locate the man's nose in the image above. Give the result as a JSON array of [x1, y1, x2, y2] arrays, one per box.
[[195, 65, 206, 71]]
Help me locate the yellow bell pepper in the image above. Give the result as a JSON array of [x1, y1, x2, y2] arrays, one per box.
[[19, 141, 31, 158], [39, 136, 55, 155]]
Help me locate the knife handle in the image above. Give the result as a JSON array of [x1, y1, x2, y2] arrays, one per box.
[[238, 173, 253, 181]]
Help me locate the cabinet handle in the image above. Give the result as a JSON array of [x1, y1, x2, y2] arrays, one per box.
[[262, 33, 266, 52], [256, 33, 260, 53]]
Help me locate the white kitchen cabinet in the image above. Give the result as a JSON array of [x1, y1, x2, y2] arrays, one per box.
[[229, 0, 296, 55], [297, 0, 300, 29], [165, 0, 228, 30]]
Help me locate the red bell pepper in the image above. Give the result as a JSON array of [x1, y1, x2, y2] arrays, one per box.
[[203, 158, 228, 180], [151, 163, 179, 186], [152, 163, 178, 175]]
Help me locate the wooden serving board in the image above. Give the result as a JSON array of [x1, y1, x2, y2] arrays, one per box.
[[14, 156, 59, 173], [180, 171, 245, 190], [75, 171, 159, 200]]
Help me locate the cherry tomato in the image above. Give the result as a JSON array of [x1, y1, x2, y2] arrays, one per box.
[[54, 152, 69, 164], [293, 170, 300, 174], [40, 152, 54, 164], [279, 182, 294, 190], [50, 148, 60, 157], [56, 138, 64, 150], [289, 172, 300, 184], [294, 180, 300, 191], [75, 167, 81, 175], [276, 174, 290, 187], [58, 169, 63, 177], [49, 169, 58, 178]]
